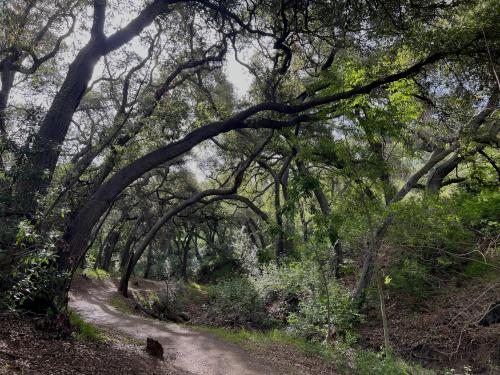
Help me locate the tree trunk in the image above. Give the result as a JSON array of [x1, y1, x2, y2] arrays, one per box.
[[296, 160, 343, 277], [193, 234, 202, 262], [376, 269, 391, 357], [298, 200, 309, 242], [181, 245, 189, 282], [93, 235, 104, 270], [354, 214, 394, 303], [0, 61, 15, 170], [248, 217, 266, 249], [245, 221, 259, 249], [143, 246, 153, 279], [272, 168, 285, 261], [120, 214, 144, 270], [119, 251, 135, 298], [101, 230, 120, 272], [181, 230, 194, 282], [280, 165, 296, 257], [14, 45, 104, 214]]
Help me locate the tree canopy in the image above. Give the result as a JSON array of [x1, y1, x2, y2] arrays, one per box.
[[0, 0, 498, 372]]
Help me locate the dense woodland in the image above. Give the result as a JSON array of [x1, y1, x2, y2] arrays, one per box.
[[0, 0, 499, 374]]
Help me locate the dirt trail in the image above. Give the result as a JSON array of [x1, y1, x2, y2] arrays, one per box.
[[69, 278, 285, 375]]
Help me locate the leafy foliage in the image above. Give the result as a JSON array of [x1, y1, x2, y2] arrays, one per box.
[[206, 277, 268, 327]]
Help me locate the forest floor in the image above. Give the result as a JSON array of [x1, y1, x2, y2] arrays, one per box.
[[0, 311, 186, 375], [67, 274, 337, 375], [359, 275, 500, 373]]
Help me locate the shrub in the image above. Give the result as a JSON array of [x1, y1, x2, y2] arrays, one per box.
[[5, 249, 69, 314], [389, 191, 500, 259], [252, 262, 360, 340], [146, 281, 208, 322], [82, 268, 109, 280], [154, 282, 189, 317], [206, 277, 268, 327], [383, 190, 500, 299], [387, 258, 435, 300], [1, 220, 69, 313], [354, 350, 429, 375], [251, 263, 309, 322], [287, 282, 360, 342]]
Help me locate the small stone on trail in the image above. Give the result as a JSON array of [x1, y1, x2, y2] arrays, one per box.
[[146, 337, 163, 360], [479, 302, 500, 327]]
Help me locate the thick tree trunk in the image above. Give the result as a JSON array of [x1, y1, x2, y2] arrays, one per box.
[[180, 231, 193, 282], [120, 214, 144, 270], [143, 246, 153, 279], [15, 43, 104, 214], [101, 230, 120, 271], [119, 251, 135, 298]]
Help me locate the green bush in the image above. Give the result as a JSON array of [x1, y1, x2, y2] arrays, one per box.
[[252, 263, 310, 322], [1, 220, 69, 312], [355, 350, 430, 375], [82, 268, 110, 280], [287, 282, 359, 342], [5, 249, 69, 314], [255, 260, 345, 327], [253, 263, 311, 298], [206, 277, 268, 327], [152, 282, 205, 318], [387, 258, 435, 299], [383, 190, 500, 298], [462, 260, 498, 280], [389, 191, 500, 257]]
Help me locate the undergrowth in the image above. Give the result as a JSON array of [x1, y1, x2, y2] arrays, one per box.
[[81, 268, 110, 280], [191, 325, 433, 374], [69, 311, 105, 342]]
